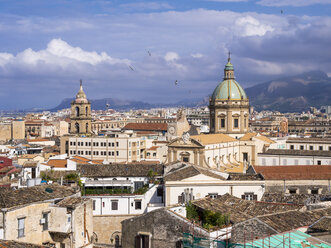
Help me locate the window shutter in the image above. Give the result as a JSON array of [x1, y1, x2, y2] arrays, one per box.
[[253, 194, 257, 200], [135, 235, 141, 248], [241, 195, 245, 200]]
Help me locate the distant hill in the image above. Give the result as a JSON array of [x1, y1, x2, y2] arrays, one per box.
[[49, 97, 203, 111], [49, 71, 331, 112], [245, 71, 331, 112]]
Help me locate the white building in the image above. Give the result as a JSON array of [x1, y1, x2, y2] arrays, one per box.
[[258, 149, 331, 166], [163, 162, 265, 206], [60, 131, 161, 163]]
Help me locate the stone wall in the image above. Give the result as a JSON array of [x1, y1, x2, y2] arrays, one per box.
[[93, 215, 137, 246], [121, 209, 208, 248]]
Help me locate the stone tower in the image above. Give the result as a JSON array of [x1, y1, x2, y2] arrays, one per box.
[[70, 80, 92, 135], [209, 56, 249, 138]]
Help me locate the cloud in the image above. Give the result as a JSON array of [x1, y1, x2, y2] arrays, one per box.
[[256, 0, 331, 7], [0, 9, 330, 109], [119, 2, 173, 11], [235, 16, 274, 36]]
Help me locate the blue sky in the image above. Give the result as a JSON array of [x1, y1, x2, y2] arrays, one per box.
[[0, 0, 330, 110]]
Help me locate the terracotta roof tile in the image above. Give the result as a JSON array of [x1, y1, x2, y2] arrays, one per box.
[[191, 133, 237, 145], [47, 159, 67, 168], [123, 123, 168, 131], [254, 165, 331, 180]]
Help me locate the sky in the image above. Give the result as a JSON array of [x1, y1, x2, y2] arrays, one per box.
[[0, 0, 330, 110]]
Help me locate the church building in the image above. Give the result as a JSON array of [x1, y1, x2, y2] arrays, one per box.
[[167, 56, 274, 171], [69, 81, 92, 135]]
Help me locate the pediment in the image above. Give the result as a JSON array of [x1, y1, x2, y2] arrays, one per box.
[[168, 137, 204, 148]]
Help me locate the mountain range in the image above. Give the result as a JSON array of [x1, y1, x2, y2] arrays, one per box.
[[50, 71, 331, 112]]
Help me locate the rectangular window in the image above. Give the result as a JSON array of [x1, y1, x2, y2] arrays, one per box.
[[111, 200, 118, 210], [290, 145, 294, 150], [135, 234, 150, 248], [93, 200, 96, 211], [311, 189, 319, 195], [18, 218, 25, 238], [300, 145, 304, 150], [243, 152, 248, 161], [135, 200, 142, 210], [317, 160, 321, 165], [234, 118, 239, 128], [42, 213, 49, 231], [221, 118, 225, 128], [319, 146, 323, 151], [116, 151, 119, 156], [116, 142, 119, 147], [329, 146, 331, 151], [310, 146, 314, 150], [289, 189, 297, 194]]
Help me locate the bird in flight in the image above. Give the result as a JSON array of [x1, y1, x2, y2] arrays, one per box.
[[147, 51, 151, 56], [129, 65, 134, 71], [280, 9, 284, 14], [175, 80, 178, 86]]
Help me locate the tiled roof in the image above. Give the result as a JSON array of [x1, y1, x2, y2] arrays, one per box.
[[78, 163, 163, 177], [287, 137, 331, 143], [147, 146, 159, 151], [71, 156, 90, 163], [254, 135, 275, 144], [27, 138, 49, 142], [23, 161, 38, 168], [257, 207, 331, 233], [260, 149, 331, 157], [240, 133, 257, 141], [56, 196, 90, 209], [0, 184, 78, 209], [227, 173, 264, 181], [123, 123, 168, 131], [191, 133, 237, 145], [254, 165, 331, 180], [164, 164, 226, 181], [261, 192, 322, 205], [47, 159, 67, 168], [0, 240, 47, 248], [308, 216, 331, 233], [192, 194, 302, 224]]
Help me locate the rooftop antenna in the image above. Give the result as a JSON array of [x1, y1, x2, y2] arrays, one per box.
[[80, 79, 82, 86]]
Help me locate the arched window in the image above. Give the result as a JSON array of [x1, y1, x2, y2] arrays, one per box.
[[86, 123, 89, 132], [86, 106, 88, 116], [75, 123, 80, 134], [76, 107, 80, 117]]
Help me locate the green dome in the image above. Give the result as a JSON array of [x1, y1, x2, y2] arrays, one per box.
[[224, 61, 234, 71], [211, 79, 248, 100]]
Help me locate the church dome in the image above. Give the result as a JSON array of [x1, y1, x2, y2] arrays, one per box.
[[211, 57, 248, 101], [211, 79, 247, 100]]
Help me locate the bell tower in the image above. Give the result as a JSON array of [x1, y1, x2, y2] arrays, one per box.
[[70, 80, 92, 135]]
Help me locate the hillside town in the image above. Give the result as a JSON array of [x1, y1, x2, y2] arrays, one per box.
[[0, 58, 330, 248]]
